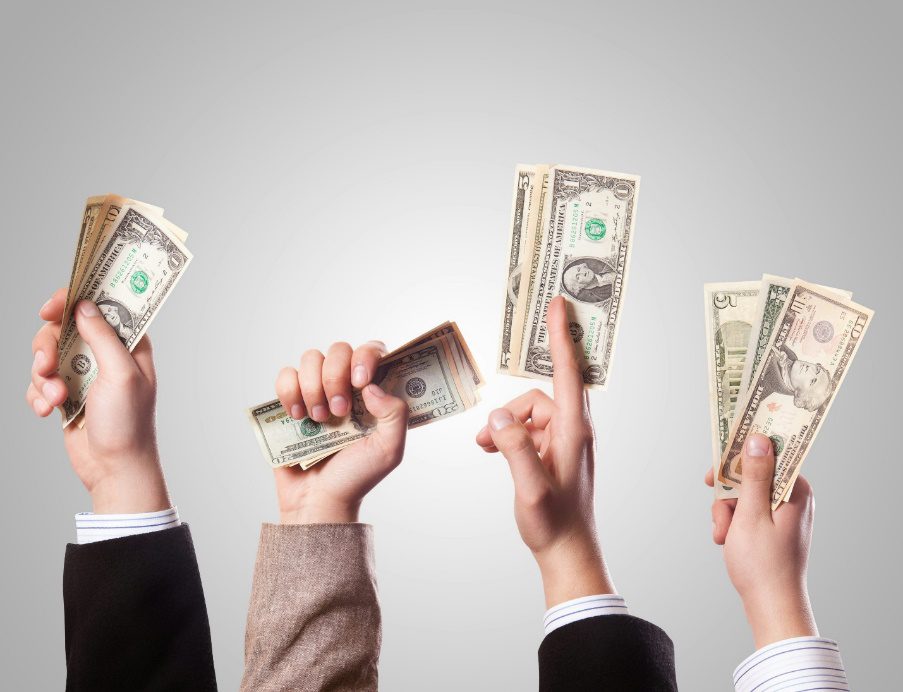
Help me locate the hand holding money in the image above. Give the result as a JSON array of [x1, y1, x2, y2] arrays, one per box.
[[272, 339, 410, 523], [705, 435, 818, 649], [27, 288, 169, 514], [704, 276, 873, 506], [56, 194, 192, 427], [248, 322, 485, 472]]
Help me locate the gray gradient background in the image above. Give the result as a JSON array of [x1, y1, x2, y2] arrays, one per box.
[[1, 2, 899, 689]]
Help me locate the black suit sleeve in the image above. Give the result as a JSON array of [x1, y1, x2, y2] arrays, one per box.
[[538, 614, 677, 691], [63, 524, 217, 692]]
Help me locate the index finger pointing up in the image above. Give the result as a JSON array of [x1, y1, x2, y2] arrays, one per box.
[[547, 296, 585, 413]]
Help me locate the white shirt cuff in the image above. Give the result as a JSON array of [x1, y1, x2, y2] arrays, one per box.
[[75, 506, 181, 544], [542, 594, 629, 636], [733, 636, 849, 691]]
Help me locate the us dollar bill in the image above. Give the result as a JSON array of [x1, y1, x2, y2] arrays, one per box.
[[499, 165, 544, 373], [248, 327, 484, 469], [718, 281, 874, 508], [515, 165, 640, 389], [510, 166, 550, 375], [738, 275, 852, 396], [57, 204, 192, 426], [703, 282, 761, 499]]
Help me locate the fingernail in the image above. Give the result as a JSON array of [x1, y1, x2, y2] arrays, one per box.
[[32, 397, 47, 415], [312, 404, 329, 422], [330, 395, 348, 415], [367, 383, 385, 398], [290, 404, 304, 420], [745, 434, 771, 457], [352, 364, 367, 387], [40, 298, 53, 314], [42, 381, 59, 403], [78, 301, 98, 317], [33, 350, 46, 370], [477, 424, 488, 438], [489, 409, 515, 431]]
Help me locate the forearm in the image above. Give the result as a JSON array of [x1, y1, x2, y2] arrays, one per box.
[[535, 532, 615, 609], [241, 523, 381, 692], [87, 453, 171, 515], [743, 587, 818, 650]]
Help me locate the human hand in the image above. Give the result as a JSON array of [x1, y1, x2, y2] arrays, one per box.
[[706, 434, 818, 648], [27, 288, 169, 514], [273, 339, 409, 524], [476, 296, 614, 607]]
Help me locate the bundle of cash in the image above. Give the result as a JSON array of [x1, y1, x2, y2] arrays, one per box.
[[58, 195, 192, 427], [704, 275, 873, 507], [498, 164, 640, 389], [248, 322, 484, 470]]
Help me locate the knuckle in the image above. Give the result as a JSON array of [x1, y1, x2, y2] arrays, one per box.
[[519, 487, 553, 511], [322, 370, 349, 386], [329, 341, 353, 355], [300, 382, 324, 401], [392, 397, 410, 417], [31, 327, 48, 353], [504, 430, 535, 455], [300, 349, 323, 365]]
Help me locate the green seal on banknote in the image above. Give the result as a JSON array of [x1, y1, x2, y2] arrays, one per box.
[[769, 434, 785, 456], [129, 270, 149, 295], [297, 418, 322, 437], [584, 217, 607, 241]]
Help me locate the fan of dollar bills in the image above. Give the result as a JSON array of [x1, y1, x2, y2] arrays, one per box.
[[58, 195, 192, 427], [498, 164, 641, 389], [248, 322, 484, 470], [704, 275, 873, 508]]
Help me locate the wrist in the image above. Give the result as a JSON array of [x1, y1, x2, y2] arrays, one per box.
[[89, 457, 170, 514], [742, 584, 818, 649], [534, 531, 615, 608], [280, 500, 360, 524]]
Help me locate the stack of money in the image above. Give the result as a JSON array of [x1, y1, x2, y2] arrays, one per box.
[[248, 322, 484, 470], [704, 275, 873, 507], [498, 164, 641, 389], [58, 195, 192, 427]]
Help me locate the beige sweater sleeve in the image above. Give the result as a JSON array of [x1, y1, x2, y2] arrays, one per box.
[[240, 523, 381, 692]]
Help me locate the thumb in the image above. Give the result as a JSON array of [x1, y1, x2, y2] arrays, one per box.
[[74, 301, 136, 376], [362, 383, 408, 457], [487, 408, 550, 502], [736, 433, 776, 521]]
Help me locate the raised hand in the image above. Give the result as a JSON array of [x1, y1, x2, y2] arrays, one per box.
[[706, 434, 818, 648], [476, 296, 614, 607], [273, 339, 409, 524], [27, 288, 168, 513]]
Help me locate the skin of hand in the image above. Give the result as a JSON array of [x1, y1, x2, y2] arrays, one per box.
[[706, 434, 818, 649], [475, 296, 615, 608], [26, 288, 169, 514], [273, 339, 409, 524]]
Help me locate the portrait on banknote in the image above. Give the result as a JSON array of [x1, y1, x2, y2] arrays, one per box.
[[763, 344, 834, 412], [97, 297, 136, 343], [560, 256, 617, 306]]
